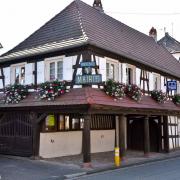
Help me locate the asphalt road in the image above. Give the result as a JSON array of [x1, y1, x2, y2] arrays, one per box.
[[0, 156, 84, 180], [78, 157, 180, 180]]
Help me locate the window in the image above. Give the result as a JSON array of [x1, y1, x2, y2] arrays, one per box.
[[106, 59, 118, 81], [45, 115, 56, 132], [11, 64, 26, 84], [153, 73, 160, 90], [45, 57, 63, 81], [126, 68, 133, 84]]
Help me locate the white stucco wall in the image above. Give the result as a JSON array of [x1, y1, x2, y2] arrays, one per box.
[[39, 131, 82, 158], [39, 130, 115, 158], [168, 116, 180, 150], [91, 130, 115, 153]]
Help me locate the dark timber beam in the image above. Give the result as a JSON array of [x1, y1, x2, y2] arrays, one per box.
[[30, 112, 40, 158], [34, 62, 37, 86], [82, 114, 91, 167], [163, 115, 169, 153], [119, 114, 126, 159], [144, 116, 150, 156]]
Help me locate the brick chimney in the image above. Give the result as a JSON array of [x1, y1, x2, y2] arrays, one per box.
[[149, 27, 157, 42], [93, 0, 104, 12]]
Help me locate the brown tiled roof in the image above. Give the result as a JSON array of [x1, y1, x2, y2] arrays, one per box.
[[0, 88, 179, 114], [1, 0, 180, 79]]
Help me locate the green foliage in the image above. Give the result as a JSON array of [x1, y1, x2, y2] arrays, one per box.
[[125, 84, 142, 102], [172, 94, 180, 105], [104, 79, 126, 99], [151, 90, 167, 103]]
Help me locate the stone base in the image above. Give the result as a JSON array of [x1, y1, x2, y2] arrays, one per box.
[[83, 162, 92, 169]]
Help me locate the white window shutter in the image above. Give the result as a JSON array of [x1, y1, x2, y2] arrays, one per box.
[[160, 76, 166, 92], [118, 63, 122, 83], [136, 68, 141, 87], [149, 73, 154, 91], [99, 57, 106, 81], [37, 61, 45, 83], [63, 57, 73, 81], [122, 63, 127, 84], [25, 63, 34, 85], [4, 67, 10, 86]]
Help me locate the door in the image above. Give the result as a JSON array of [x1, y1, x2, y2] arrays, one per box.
[[0, 112, 33, 156]]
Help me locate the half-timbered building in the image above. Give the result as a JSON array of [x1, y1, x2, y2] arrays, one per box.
[[0, 0, 180, 166]]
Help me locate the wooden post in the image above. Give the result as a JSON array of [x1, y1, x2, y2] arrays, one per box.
[[163, 115, 169, 153], [144, 116, 150, 156], [83, 114, 91, 167], [158, 116, 162, 152], [119, 114, 126, 159], [30, 112, 40, 159]]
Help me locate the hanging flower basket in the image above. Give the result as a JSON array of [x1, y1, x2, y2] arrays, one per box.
[[4, 84, 28, 104], [151, 90, 167, 103], [104, 79, 126, 99], [125, 84, 142, 102], [38, 80, 66, 101], [172, 94, 180, 105]]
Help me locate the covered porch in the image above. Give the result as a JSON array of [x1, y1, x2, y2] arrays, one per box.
[[0, 87, 179, 167]]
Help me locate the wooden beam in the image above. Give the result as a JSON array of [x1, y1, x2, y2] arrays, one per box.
[[82, 114, 91, 166], [34, 62, 37, 86], [158, 116, 162, 152], [71, 54, 81, 89], [144, 116, 150, 155], [119, 114, 126, 159], [0, 68, 5, 88], [36, 113, 47, 123], [30, 112, 40, 158], [163, 115, 169, 153]]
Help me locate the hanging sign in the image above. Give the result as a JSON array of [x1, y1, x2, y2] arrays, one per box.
[[75, 74, 102, 85], [167, 80, 177, 91], [80, 61, 96, 67], [47, 115, 55, 126]]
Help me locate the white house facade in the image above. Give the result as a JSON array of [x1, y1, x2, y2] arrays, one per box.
[[0, 0, 179, 165]]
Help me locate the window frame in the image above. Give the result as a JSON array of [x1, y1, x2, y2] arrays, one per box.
[[45, 56, 64, 81], [106, 58, 118, 81], [10, 62, 26, 85]]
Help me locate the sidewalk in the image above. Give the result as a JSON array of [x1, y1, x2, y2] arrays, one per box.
[[43, 150, 180, 179]]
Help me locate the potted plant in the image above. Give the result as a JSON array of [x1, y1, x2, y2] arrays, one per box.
[[4, 84, 28, 104], [151, 90, 167, 103]]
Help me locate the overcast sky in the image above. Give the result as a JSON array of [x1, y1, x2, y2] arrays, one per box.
[[0, 0, 180, 55]]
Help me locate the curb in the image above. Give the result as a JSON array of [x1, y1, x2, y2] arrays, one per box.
[[64, 154, 180, 179]]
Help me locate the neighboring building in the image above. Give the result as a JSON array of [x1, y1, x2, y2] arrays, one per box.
[[0, 0, 179, 165], [158, 32, 180, 94], [158, 32, 180, 61]]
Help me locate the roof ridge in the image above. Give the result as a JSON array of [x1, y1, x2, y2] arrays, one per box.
[[75, 0, 89, 42]]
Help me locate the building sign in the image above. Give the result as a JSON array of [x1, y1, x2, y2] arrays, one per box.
[[75, 74, 102, 85], [167, 80, 177, 91], [46, 115, 55, 126], [80, 61, 96, 67]]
